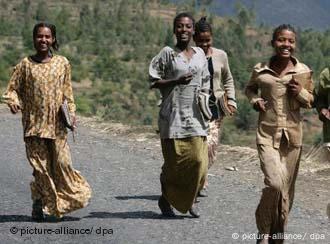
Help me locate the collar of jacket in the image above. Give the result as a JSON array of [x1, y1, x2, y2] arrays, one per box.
[[172, 45, 199, 54], [254, 56, 307, 75]]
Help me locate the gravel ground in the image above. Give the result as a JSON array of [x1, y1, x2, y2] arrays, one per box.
[[0, 105, 329, 244]]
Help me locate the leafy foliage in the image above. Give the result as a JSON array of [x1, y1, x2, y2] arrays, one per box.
[[0, 0, 328, 145]]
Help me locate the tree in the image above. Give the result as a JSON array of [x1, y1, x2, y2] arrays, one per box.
[[164, 27, 174, 47], [234, 98, 258, 130], [35, 1, 50, 21], [235, 2, 255, 28]]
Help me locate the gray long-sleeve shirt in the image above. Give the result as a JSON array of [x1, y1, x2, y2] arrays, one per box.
[[149, 46, 210, 139]]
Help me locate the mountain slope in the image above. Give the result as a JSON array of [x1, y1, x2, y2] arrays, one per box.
[[172, 0, 330, 30]]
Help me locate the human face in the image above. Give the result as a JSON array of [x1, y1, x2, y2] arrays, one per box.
[[272, 29, 296, 58], [174, 17, 194, 43], [194, 31, 212, 55], [33, 27, 54, 54]]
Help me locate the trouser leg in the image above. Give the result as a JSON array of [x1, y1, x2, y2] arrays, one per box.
[[255, 140, 301, 243]]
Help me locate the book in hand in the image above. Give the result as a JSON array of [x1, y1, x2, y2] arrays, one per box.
[[60, 99, 74, 131], [292, 70, 313, 91], [198, 91, 212, 121], [218, 94, 232, 117]]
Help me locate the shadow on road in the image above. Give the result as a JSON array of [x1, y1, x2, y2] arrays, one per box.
[[47, 216, 81, 222], [83, 211, 184, 220], [0, 215, 32, 223], [115, 195, 159, 201], [0, 215, 80, 223]]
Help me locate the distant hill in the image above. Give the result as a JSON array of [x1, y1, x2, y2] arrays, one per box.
[[172, 0, 330, 30]]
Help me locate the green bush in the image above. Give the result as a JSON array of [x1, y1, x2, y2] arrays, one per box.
[[234, 98, 258, 130]]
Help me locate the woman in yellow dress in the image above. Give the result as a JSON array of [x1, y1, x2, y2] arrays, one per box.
[[2, 22, 92, 221]]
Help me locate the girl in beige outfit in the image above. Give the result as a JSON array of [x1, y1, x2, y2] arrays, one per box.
[[2, 22, 91, 221], [193, 17, 237, 196], [245, 25, 313, 244]]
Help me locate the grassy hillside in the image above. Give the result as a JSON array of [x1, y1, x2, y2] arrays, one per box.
[[0, 0, 327, 146]]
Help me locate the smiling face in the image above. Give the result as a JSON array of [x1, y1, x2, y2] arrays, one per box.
[[174, 17, 194, 44], [194, 31, 213, 55], [33, 27, 54, 54], [272, 29, 296, 58]]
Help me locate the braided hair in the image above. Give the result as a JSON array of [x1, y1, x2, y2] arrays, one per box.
[[33, 22, 59, 51], [195, 16, 212, 35]]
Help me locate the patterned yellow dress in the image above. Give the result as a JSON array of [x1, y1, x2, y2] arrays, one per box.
[[2, 55, 92, 218]]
